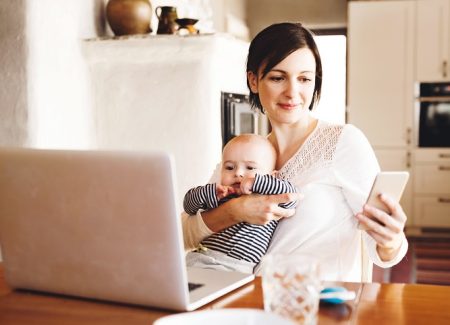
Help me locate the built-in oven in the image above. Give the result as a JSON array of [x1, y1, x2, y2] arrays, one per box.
[[416, 82, 450, 147], [221, 92, 269, 147]]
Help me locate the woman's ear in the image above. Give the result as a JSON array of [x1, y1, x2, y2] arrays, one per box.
[[247, 71, 258, 93]]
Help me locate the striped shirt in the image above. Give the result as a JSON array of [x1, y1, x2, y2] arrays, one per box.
[[183, 174, 297, 264]]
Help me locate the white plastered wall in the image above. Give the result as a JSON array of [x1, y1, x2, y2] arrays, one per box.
[[26, 0, 105, 149]]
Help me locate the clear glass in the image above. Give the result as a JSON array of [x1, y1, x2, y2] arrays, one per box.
[[262, 254, 321, 325]]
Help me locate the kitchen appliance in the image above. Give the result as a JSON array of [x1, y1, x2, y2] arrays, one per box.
[[221, 92, 268, 147], [417, 82, 450, 147]]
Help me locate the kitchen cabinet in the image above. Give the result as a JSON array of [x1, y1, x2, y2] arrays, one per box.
[[347, 1, 415, 147], [348, 1, 415, 226], [348, 0, 450, 229], [415, 0, 450, 81], [413, 149, 450, 227]]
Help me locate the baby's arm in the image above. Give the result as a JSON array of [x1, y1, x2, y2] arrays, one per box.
[[247, 174, 298, 209], [183, 184, 219, 215], [183, 184, 237, 215]]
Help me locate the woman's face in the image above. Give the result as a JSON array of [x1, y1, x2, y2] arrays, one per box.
[[248, 48, 316, 125]]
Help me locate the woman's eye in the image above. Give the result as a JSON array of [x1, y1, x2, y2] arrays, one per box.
[[299, 77, 312, 83], [269, 76, 284, 82]]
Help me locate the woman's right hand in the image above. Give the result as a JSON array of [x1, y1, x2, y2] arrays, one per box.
[[202, 192, 302, 232], [230, 193, 301, 224]]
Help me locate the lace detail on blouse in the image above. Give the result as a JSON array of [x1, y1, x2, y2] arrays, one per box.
[[278, 123, 344, 181]]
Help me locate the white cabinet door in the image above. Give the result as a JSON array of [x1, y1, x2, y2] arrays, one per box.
[[348, 1, 414, 147], [374, 149, 413, 224], [416, 0, 450, 81], [414, 165, 450, 194], [414, 197, 450, 227], [413, 149, 450, 227]]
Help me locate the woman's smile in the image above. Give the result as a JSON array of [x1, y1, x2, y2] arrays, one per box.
[[278, 102, 301, 110]]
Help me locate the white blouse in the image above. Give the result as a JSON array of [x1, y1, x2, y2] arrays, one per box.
[[182, 121, 408, 282]]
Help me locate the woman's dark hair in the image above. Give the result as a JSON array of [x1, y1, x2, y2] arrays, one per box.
[[246, 22, 322, 113]]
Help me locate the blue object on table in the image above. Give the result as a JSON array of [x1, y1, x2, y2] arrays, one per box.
[[320, 286, 355, 304]]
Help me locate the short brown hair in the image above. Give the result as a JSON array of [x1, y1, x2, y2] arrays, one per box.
[[246, 22, 323, 113]]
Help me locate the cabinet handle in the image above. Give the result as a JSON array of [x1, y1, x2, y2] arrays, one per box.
[[438, 198, 450, 204], [438, 166, 450, 171], [406, 127, 412, 145], [444, 60, 448, 78], [438, 153, 450, 159], [406, 151, 411, 168]]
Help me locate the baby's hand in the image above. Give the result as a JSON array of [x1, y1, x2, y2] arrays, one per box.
[[240, 176, 256, 195], [216, 184, 236, 200]]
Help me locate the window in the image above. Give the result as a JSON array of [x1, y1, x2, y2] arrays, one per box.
[[312, 30, 347, 124]]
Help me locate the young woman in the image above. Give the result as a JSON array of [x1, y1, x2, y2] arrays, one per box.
[[182, 22, 408, 282]]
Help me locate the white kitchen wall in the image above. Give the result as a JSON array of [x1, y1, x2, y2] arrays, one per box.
[[0, 0, 244, 149], [0, 0, 246, 210], [26, 0, 105, 149], [83, 34, 249, 201], [247, 0, 347, 37], [0, 0, 104, 149]]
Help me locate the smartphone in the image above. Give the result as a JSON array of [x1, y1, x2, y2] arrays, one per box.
[[358, 171, 410, 229]]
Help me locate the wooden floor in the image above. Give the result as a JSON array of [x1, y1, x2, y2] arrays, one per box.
[[375, 228, 450, 285], [414, 241, 450, 285]]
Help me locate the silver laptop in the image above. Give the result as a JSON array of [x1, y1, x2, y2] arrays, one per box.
[[0, 148, 254, 311]]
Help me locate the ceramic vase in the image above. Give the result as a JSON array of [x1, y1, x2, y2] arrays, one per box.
[[106, 0, 152, 36]]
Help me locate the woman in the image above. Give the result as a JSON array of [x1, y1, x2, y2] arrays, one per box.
[[182, 22, 408, 282]]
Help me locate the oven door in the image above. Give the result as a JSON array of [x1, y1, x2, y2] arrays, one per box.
[[232, 101, 259, 136], [221, 92, 265, 147], [419, 99, 450, 147]]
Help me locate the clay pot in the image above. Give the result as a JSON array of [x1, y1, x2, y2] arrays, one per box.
[[106, 0, 152, 36]]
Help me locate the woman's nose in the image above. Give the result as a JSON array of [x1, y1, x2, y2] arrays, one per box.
[[284, 79, 300, 97]]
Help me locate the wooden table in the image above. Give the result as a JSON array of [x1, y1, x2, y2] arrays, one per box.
[[1, 264, 450, 324]]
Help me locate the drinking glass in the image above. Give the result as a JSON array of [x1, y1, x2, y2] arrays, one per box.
[[261, 253, 321, 325]]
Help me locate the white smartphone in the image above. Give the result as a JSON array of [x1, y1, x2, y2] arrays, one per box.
[[358, 171, 410, 229]]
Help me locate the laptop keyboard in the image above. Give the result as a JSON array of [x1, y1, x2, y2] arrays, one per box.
[[188, 282, 204, 292]]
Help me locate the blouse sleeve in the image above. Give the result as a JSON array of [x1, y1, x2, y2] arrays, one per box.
[[181, 163, 221, 250], [333, 124, 408, 268]]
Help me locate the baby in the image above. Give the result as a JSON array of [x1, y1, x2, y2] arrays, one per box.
[[184, 134, 297, 274]]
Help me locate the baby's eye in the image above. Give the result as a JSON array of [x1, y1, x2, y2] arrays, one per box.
[[225, 166, 234, 171], [246, 166, 256, 171]]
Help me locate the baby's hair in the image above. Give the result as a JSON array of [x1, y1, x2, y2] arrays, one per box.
[[224, 134, 277, 169]]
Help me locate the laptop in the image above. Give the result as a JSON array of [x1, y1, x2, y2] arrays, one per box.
[[0, 148, 254, 311]]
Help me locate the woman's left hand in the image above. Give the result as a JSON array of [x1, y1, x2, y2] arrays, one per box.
[[355, 194, 407, 261]]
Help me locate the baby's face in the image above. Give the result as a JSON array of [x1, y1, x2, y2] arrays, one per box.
[[220, 139, 275, 190]]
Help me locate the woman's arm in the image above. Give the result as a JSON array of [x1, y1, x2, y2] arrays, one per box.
[[182, 192, 299, 250], [202, 192, 300, 232], [333, 124, 408, 266]]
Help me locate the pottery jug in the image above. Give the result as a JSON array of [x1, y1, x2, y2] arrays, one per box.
[[106, 0, 152, 36], [156, 6, 178, 34]]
